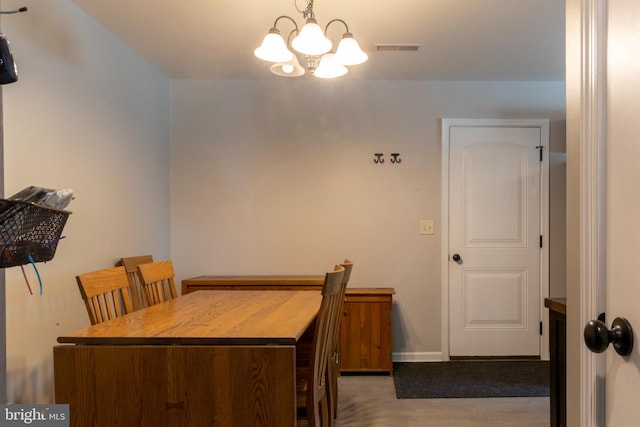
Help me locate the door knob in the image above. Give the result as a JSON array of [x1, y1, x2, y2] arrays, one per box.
[[583, 317, 634, 356], [452, 253, 462, 263]]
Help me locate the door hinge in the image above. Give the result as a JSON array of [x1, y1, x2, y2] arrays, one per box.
[[536, 145, 544, 161], [539, 235, 543, 248], [540, 321, 543, 335]]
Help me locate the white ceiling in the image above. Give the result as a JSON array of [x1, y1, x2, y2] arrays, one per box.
[[68, 0, 565, 81]]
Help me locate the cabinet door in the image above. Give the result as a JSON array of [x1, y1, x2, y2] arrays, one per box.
[[339, 296, 392, 372]]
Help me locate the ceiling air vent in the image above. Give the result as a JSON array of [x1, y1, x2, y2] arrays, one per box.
[[375, 44, 421, 52]]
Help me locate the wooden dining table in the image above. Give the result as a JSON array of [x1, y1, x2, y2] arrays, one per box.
[[54, 290, 322, 427]]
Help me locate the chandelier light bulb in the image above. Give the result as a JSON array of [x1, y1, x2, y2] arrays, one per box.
[[269, 54, 306, 77], [292, 18, 332, 56], [254, 28, 294, 63]]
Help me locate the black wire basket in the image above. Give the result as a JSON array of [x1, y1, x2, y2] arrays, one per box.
[[0, 199, 71, 268]]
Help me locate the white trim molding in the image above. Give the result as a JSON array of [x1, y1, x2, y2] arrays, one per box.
[[579, 1, 608, 426]]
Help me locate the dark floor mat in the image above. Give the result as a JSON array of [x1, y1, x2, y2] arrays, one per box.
[[393, 360, 550, 399]]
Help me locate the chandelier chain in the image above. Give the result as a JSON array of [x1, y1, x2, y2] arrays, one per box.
[[295, 0, 316, 20]]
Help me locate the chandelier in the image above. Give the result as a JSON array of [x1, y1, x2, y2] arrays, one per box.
[[254, 0, 368, 78]]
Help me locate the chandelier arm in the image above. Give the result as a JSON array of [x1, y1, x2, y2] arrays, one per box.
[[273, 15, 299, 32], [325, 18, 349, 34], [285, 29, 298, 46]]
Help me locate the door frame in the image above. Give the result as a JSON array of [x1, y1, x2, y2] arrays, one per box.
[[440, 118, 550, 361], [572, 0, 607, 426]]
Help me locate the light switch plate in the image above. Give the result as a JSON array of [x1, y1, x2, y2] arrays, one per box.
[[420, 220, 434, 235]]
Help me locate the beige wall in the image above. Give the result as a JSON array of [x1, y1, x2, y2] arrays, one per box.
[[1, 0, 171, 403], [170, 79, 567, 360]]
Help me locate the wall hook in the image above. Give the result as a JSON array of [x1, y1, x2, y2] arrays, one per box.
[[390, 153, 401, 164], [373, 153, 384, 164], [0, 7, 27, 14]]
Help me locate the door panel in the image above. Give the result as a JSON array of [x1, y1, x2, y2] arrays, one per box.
[[604, 0, 640, 422], [463, 269, 527, 328], [463, 143, 528, 247], [448, 124, 543, 357]]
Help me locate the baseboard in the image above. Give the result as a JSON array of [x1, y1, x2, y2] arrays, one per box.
[[392, 352, 443, 362]]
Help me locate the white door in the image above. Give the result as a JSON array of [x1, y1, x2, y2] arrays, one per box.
[[603, 1, 640, 421], [603, 80, 640, 423], [443, 119, 548, 357], [597, 0, 640, 427]]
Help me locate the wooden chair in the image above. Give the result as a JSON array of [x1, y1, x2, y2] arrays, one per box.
[[119, 255, 153, 310], [76, 266, 135, 325], [328, 259, 353, 421], [297, 264, 345, 427], [136, 260, 178, 306]]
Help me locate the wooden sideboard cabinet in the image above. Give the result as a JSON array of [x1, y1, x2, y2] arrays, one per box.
[[339, 288, 395, 375], [545, 297, 566, 427]]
